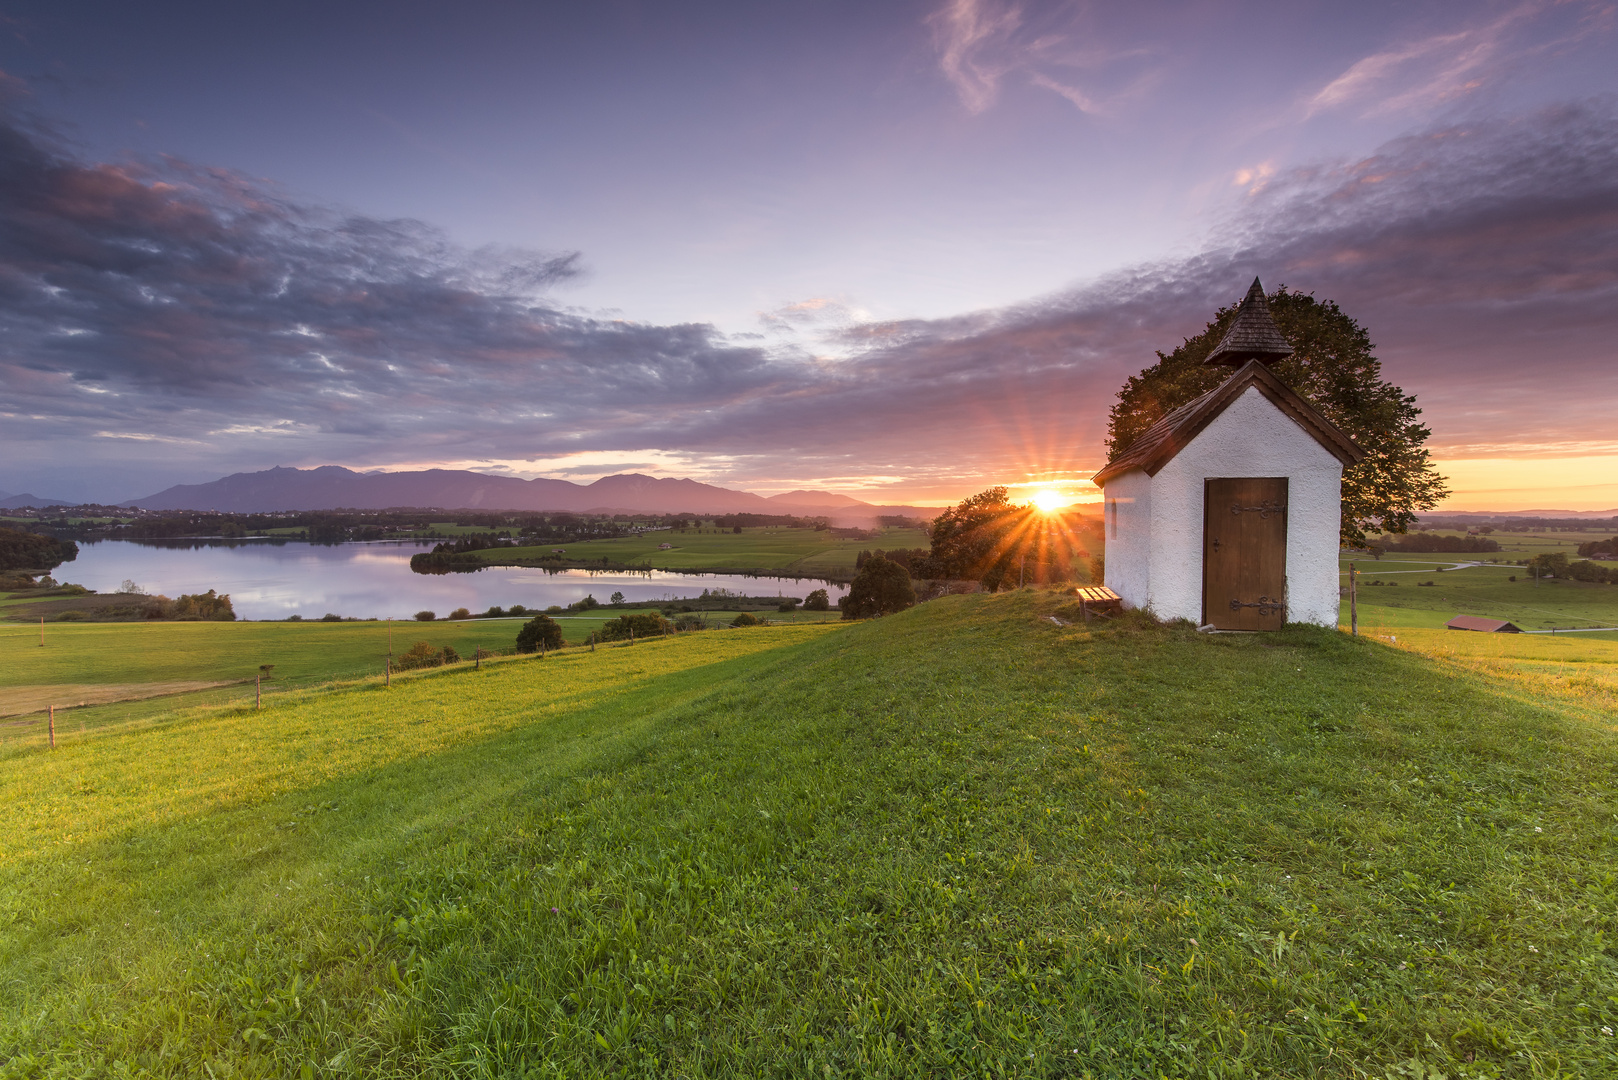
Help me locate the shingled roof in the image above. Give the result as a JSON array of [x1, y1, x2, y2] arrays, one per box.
[[1203, 278, 1294, 366], [1092, 359, 1363, 487], [1446, 616, 1522, 633]]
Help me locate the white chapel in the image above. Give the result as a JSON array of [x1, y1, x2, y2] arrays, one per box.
[[1092, 279, 1364, 630]]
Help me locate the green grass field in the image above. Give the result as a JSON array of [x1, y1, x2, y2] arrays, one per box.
[[2, 594, 1616, 1076], [0, 612, 841, 729], [475, 526, 931, 576], [1337, 553, 1618, 638]]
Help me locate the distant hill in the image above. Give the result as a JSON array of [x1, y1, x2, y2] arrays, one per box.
[[125, 466, 932, 520], [1423, 508, 1618, 520], [765, 489, 867, 508], [0, 491, 76, 509]]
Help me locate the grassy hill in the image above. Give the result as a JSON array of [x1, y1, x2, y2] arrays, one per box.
[[2, 596, 1615, 1076]]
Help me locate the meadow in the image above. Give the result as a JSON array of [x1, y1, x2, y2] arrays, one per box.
[[1337, 551, 1618, 638], [0, 611, 840, 732], [468, 525, 933, 576], [1, 593, 1615, 1077]]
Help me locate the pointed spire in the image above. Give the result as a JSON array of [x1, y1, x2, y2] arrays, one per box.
[[1202, 278, 1294, 366]]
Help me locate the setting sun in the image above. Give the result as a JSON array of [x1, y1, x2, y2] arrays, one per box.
[[1030, 488, 1067, 513]]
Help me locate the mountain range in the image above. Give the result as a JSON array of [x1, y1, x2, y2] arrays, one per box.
[[0, 490, 77, 509], [118, 466, 930, 519]]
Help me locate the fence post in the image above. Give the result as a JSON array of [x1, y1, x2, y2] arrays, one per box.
[[256, 674, 262, 709], [1349, 562, 1358, 637], [590, 633, 595, 652], [40, 615, 45, 647], [475, 648, 480, 670], [48, 705, 55, 749], [386, 659, 390, 687]]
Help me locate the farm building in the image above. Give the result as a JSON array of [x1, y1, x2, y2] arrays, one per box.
[[1092, 279, 1365, 630], [1446, 616, 1522, 633]]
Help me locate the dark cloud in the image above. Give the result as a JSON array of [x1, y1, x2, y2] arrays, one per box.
[[2, 100, 1615, 500]]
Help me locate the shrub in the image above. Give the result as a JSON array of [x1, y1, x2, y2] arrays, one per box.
[[393, 641, 441, 670], [439, 644, 460, 664], [842, 556, 916, 619], [171, 590, 235, 621], [598, 612, 673, 642], [286, 614, 303, 622], [483, 605, 506, 618], [508, 604, 527, 616], [567, 595, 601, 612], [803, 588, 830, 612], [516, 614, 565, 653], [543, 605, 562, 614], [448, 607, 470, 620], [673, 613, 706, 631], [414, 610, 436, 621], [730, 612, 762, 627], [778, 602, 797, 612], [320, 613, 342, 622]]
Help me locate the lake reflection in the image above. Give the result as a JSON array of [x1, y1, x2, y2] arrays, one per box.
[[65, 540, 847, 621]]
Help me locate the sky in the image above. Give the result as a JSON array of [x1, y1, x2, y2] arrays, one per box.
[[0, 0, 1615, 510]]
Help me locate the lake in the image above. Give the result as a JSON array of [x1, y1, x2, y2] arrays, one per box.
[[62, 540, 847, 621]]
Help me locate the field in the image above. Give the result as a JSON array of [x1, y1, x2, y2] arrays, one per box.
[[2, 593, 1616, 1076], [470, 525, 933, 576], [0, 611, 840, 727], [1338, 550, 1618, 639]]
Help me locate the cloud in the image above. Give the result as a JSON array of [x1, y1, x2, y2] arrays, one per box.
[[926, 0, 1151, 117], [1307, 1, 1611, 119], [927, 0, 1024, 114], [1, 96, 1615, 505]]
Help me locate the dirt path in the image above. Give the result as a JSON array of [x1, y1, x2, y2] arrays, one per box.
[[0, 681, 238, 719]]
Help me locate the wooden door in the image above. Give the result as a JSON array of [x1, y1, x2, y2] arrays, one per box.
[[1202, 477, 1288, 630]]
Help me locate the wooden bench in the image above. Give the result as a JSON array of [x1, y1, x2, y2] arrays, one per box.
[[1072, 586, 1123, 620]]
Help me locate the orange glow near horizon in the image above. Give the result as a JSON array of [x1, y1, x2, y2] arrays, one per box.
[[1030, 488, 1068, 513]]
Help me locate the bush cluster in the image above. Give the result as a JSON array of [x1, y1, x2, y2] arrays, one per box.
[[393, 641, 459, 670], [596, 612, 673, 642]]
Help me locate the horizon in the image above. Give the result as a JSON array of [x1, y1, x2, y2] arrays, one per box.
[[5, 462, 1617, 519], [1, 1, 1615, 511]]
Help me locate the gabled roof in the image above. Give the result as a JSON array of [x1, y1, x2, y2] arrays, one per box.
[[1447, 616, 1522, 633], [1093, 360, 1364, 487], [1203, 278, 1294, 366]]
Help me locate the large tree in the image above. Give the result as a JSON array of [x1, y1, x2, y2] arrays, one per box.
[[841, 555, 916, 619], [1106, 286, 1447, 546], [926, 488, 1095, 590], [926, 488, 1022, 590]]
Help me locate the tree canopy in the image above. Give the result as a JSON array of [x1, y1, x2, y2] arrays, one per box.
[[0, 526, 78, 573], [841, 556, 916, 619], [926, 489, 1096, 590], [1105, 286, 1447, 546], [515, 614, 564, 652]]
